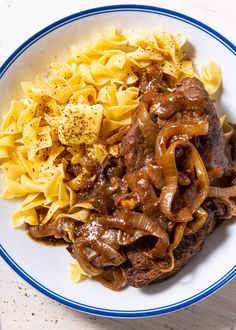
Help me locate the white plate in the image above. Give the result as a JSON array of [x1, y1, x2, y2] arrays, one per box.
[[0, 5, 235, 318]]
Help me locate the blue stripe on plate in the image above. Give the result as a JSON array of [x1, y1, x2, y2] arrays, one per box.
[[0, 4, 235, 318]]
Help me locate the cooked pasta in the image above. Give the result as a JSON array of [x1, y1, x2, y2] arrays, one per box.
[[201, 61, 222, 95], [70, 259, 88, 282]]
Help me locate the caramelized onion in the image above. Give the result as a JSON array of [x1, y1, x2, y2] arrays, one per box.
[[101, 218, 149, 245], [101, 227, 148, 246], [90, 239, 126, 266], [178, 171, 191, 186], [73, 211, 169, 275], [28, 219, 78, 240], [160, 140, 209, 222], [73, 237, 125, 277], [215, 197, 236, 219], [147, 163, 163, 189], [99, 216, 152, 246], [99, 216, 133, 232], [208, 185, 236, 198], [184, 207, 208, 235], [83, 246, 99, 262], [137, 103, 158, 148], [106, 125, 130, 145], [72, 218, 127, 276], [155, 121, 209, 165], [72, 241, 104, 277], [156, 251, 175, 273], [170, 223, 186, 250], [97, 267, 125, 291], [128, 213, 169, 258], [28, 221, 57, 239], [99, 213, 169, 258], [119, 230, 148, 245]]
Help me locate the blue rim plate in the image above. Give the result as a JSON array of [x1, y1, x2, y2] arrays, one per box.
[[0, 4, 235, 318]]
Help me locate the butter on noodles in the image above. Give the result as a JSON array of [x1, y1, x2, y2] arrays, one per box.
[[0, 26, 222, 280]]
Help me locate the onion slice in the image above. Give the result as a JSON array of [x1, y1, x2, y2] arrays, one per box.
[[106, 125, 130, 145], [97, 267, 125, 291], [147, 163, 163, 189], [160, 140, 209, 222], [155, 121, 209, 165], [99, 213, 169, 258], [128, 212, 169, 258], [170, 223, 186, 250], [184, 207, 208, 235], [72, 240, 104, 277], [137, 102, 158, 148], [208, 185, 236, 198], [215, 197, 236, 219]]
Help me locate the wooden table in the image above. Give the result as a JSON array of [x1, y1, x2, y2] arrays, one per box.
[[0, 0, 235, 329]]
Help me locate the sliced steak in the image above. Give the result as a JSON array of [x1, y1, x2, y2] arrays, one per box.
[[120, 123, 154, 171], [138, 64, 167, 94], [78, 155, 128, 215], [178, 78, 232, 172], [122, 200, 220, 287], [121, 77, 232, 288]]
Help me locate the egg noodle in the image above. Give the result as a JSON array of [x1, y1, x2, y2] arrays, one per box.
[[0, 26, 221, 282]]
